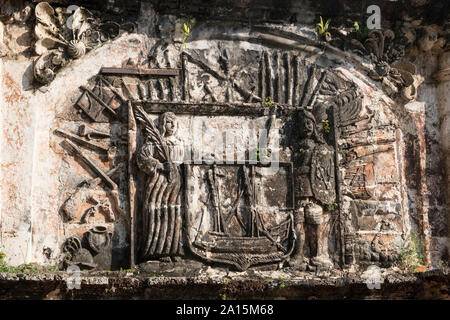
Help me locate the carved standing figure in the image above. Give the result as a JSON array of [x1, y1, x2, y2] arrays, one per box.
[[136, 111, 183, 262], [291, 109, 336, 269]]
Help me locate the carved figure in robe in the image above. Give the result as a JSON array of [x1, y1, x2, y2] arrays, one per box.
[[136, 112, 183, 262]]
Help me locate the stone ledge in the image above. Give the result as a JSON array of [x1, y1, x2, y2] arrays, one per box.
[[0, 269, 448, 300]]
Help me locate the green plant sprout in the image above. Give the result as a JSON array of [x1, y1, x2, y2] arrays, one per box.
[[321, 119, 331, 133], [326, 202, 338, 211], [255, 147, 271, 161], [219, 292, 227, 300], [316, 16, 331, 40], [181, 18, 195, 48], [399, 232, 426, 272], [353, 21, 370, 41], [265, 96, 275, 106], [0, 251, 59, 274]]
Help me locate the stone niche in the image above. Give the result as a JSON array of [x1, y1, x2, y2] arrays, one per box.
[[0, 0, 448, 275]]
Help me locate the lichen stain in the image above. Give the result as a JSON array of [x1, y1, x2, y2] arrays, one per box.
[[3, 72, 24, 105], [3, 122, 24, 148], [5, 182, 18, 204]]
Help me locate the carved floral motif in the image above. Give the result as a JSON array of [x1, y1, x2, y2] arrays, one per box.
[[331, 22, 447, 102], [33, 2, 130, 85]]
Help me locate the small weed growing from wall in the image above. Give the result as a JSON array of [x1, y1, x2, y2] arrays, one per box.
[[316, 16, 331, 41], [438, 260, 448, 271], [265, 97, 275, 106], [326, 202, 338, 211], [0, 251, 58, 274], [255, 147, 271, 161], [353, 21, 370, 42], [181, 18, 195, 48], [399, 232, 426, 272], [321, 119, 331, 133]]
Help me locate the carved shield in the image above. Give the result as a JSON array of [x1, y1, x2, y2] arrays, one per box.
[[311, 144, 336, 205]]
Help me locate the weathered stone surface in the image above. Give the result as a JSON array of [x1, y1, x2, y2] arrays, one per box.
[[0, 0, 448, 293], [0, 268, 448, 299]]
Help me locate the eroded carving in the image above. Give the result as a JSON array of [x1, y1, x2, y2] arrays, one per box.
[[290, 109, 336, 270], [33, 2, 131, 85], [185, 163, 296, 271], [63, 236, 96, 270], [62, 226, 113, 270], [61, 139, 122, 217], [331, 23, 440, 102], [86, 226, 112, 255], [49, 9, 424, 273], [135, 107, 183, 262]]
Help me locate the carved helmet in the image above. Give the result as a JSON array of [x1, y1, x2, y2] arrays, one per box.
[[297, 108, 316, 124], [296, 108, 325, 143]]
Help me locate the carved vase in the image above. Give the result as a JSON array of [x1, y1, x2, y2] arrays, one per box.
[[86, 226, 112, 255]]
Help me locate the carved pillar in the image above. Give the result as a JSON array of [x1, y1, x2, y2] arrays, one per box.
[[434, 50, 450, 261]]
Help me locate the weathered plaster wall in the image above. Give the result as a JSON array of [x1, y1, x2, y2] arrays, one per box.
[[31, 34, 149, 266], [0, 0, 149, 265], [435, 50, 450, 265], [331, 65, 407, 265], [0, 1, 37, 264], [412, 48, 448, 267]]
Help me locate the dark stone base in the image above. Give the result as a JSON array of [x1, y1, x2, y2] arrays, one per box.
[[137, 259, 207, 277], [0, 269, 448, 300]]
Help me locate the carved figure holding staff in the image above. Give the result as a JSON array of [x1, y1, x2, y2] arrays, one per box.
[[135, 106, 183, 262]]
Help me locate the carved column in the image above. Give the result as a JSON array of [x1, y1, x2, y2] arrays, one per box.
[[434, 50, 450, 261]]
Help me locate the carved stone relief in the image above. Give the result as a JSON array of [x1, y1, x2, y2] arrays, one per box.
[[0, 0, 448, 282], [52, 32, 369, 271], [330, 17, 448, 103], [39, 0, 441, 272], [134, 108, 183, 262], [33, 2, 134, 85]]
